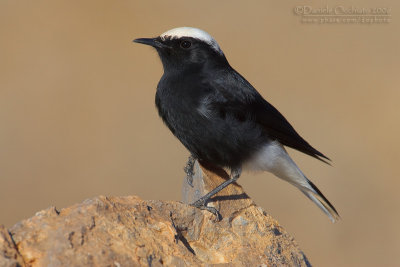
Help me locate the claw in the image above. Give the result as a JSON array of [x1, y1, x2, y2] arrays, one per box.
[[186, 174, 194, 187], [184, 155, 196, 187], [184, 165, 194, 187], [188, 166, 242, 222], [191, 200, 222, 221]]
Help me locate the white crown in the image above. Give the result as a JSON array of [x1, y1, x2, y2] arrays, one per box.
[[160, 27, 222, 54]]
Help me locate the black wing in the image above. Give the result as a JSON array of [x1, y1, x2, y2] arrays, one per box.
[[207, 69, 330, 164]]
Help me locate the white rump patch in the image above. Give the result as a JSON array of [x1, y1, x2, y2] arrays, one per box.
[[243, 141, 309, 188], [244, 141, 339, 222], [160, 27, 222, 54]]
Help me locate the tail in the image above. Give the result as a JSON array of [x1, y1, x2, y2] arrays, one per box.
[[299, 180, 340, 223], [245, 141, 340, 222]]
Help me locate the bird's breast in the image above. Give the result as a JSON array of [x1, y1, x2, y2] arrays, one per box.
[[154, 74, 267, 168]]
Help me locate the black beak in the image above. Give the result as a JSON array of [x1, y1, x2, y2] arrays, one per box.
[[133, 37, 168, 49]]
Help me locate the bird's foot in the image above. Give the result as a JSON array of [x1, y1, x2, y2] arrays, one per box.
[[185, 170, 194, 188], [190, 199, 222, 221], [184, 155, 196, 187]]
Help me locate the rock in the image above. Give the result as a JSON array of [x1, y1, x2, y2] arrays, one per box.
[[1, 162, 310, 266], [0, 225, 25, 267]]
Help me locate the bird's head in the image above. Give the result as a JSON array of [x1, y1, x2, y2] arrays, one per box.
[[134, 27, 228, 72]]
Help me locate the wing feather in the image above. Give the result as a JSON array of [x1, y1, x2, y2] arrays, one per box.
[[207, 69, 330, 163]]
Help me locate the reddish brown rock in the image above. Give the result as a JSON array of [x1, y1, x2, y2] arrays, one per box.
[[1, 163, 310, 266]]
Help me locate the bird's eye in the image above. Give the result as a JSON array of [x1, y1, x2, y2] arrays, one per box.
[[180, 40, 192, 49]]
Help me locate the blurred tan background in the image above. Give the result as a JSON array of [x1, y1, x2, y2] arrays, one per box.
[[1, 0, 399, 266]]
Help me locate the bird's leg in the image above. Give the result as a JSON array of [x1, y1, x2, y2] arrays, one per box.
[[184, 154, 196, 187], [191, 167, 242, 220]]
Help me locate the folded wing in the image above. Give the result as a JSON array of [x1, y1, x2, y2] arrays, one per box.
[[207, 69, 330, 163]]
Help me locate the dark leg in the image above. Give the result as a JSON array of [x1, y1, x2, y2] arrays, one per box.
[[191, 167, 242, 220], [184, 154, 196, 187]]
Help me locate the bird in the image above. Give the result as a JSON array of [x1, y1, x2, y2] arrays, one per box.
[[134, 27, 339, 222]]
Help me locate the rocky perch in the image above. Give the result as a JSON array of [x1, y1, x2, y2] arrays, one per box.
[[0, 162, 310, 267]]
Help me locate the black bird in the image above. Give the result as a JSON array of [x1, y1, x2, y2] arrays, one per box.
[[134, 27, 339, 222]]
